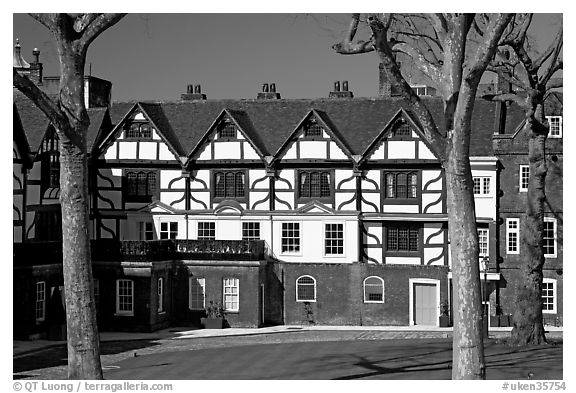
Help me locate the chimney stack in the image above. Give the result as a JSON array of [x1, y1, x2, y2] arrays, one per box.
[[257, 82, 281, 99], [329, 80, 353, 98], [13, 40, 43, 85], [181, 83, 206, 101]]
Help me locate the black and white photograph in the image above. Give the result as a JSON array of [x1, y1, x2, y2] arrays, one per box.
[[11, 10, 564, 385]]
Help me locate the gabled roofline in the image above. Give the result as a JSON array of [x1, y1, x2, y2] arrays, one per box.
[[361, 108, 441, 162], [272, 109, 354, 163], [295, 200, 336, 214], [185, 108, 267, 166]]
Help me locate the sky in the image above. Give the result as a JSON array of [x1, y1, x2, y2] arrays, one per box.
[[12, 13, 562, 102]]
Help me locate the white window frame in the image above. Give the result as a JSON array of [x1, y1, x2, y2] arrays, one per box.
[[157, 277, 164, 313], [116, 279, 134, 316], [160, 221, 178, 240], [363, 276, 385, 304], [546, 116, 562, 138], [472, 176, 491, 196], [519, 165, 530, 192], [296, 275, 317, 302], [506, 218, 520, 255], [324, 222, 345, 257], [35, 281, 46, 322], [542, 278, 557, 314], [478, 228, 489, 257], [189, 277, 206, 310], [242, 221, 260, 240], [197, 221, 216, 240], [223, 278, 239, 312], [281, 222, 302, 255], [543, 217, 557, 258]]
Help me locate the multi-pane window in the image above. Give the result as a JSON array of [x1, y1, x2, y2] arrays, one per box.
[[304, 120, 323, 137], [325, 223, 344, 255], [160, 222, 178, 240], [519, 165, 530, 192], [478, 228, 489, 257], [214, 171, 245, 199], [242, 222, 260, 240], [546, 116, 562, 138], [386, 225, 419, 252], [543, 218, 557, 258], [299, 171, 331, 199], [126, 122, 152, 139], [506, 218, 520, 254], [281, 222, 300, 254], [189, 277, 206, 310], [41, 130, 60, 190], [363, 276, 385, 303], [542, 279, 557, 313], [125, 171, 157, 200], [393, 121, 411, 137], [49, 154, 59, 188], [157, 277, 164, 313], [35, 281, 46, 322], [218, 122, 237, 139], [296, 275, 316, 302], [473, 177, 491, 195], [139, 221, 154, 240], [198, 222, 216, 240], [116, 279, 134, 316], [384, 172, 418, 199], [223, 278, 239, 312]]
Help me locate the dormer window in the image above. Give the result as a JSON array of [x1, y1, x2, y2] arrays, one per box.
[[126, 122, 152, 139], [546, 116, 562, 138], [218, 121, 237, 139], [304, 120, 323, 138]]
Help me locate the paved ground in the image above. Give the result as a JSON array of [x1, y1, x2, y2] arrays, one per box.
[[13, 328, 562, 380]]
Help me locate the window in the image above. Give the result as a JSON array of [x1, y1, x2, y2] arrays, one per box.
[[299, 171, 331, 200], [384, 172, 418, 199], [218, 122, 236, 139], [506, 218, 520, 254], [157, 278, 164, 313], [223, 278, 239, 312], [35, 281, 46, 322], [198, 222, 215, 240], [139, 221, 155, 240], [189, 277, 206, 310], [41, 129, 60, 190], [214, 171, 245, 199], [386, 225, 419, 252], [303, 120, 323, 137], [125, 171, 157, 201], [542, 278, 557, 313], [478, 228, 489, 257], [126, 122, 152, 139], [546, 116, 562, 138], [49, 154, 59, 188], [296, 275, 316, 302], [116, 279, 134, 316], [519, 165, 530, 192], [393, 121, 411, 137], [160, 222, 178, 240], [325, 223, 344, 255], [363, 276, 384, 303], [473, 177, 491, 195], [36, 209, 62, 241], [543, 218, 557, 258], [281, 222, 300, 254], [242, 222, 260, 240]]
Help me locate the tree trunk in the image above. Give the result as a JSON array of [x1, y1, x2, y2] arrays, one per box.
[[57, 48, 103, 380], [510, 101, 547, 346]]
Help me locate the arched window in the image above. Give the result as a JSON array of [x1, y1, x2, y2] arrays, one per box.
[[126, 122, 153, 139], [384, 172, 418, 199], [299, 171, 331, 199], [296, 275, 316, 302], [363, 276, 385, 303], [213, 171, 246, 199]]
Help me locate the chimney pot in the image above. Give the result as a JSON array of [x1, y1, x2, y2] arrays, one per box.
[[343, 81, 349, 92], [194, 84, 201, 94], [270, 83, 276, 93], [32, 48, 40, 63], [263, 83, 269, 93], [334, 81, 340, 92], [187, 84, 194, 94]]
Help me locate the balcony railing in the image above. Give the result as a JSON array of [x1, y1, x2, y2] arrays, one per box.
[[14, 239, 270, 265]]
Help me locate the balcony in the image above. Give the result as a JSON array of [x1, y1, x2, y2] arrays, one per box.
[[14, 239, 271, 266]]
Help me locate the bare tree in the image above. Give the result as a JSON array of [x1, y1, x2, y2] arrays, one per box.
[[13, 13, 125, 379], [334, 13, 512, 379], [487, 14, 562, 346]]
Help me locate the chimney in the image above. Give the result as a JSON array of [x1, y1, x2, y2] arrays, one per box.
[[257, 82, 281, 99], [181, 83, 206, 101], [329, 80, 353, 98], [29, 48, 43, 84], [13, 39, 43, 86], [379, 62, 401, 97], [496, 50, 512, 94]]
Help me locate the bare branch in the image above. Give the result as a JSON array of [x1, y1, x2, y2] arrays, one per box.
[[81, 13, 126, 48], [545, 76, 563, 91], [540, 61, 563, 87], [73, 14, 99, 33], [332, 13, 376, 55], [532, 23, 563, 72], [393, 42, 443, 81], [13, 68, 69, 131], [28, 13, 60, 34], [427, 13, 448, 35], [485, 92, 527, 108]]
